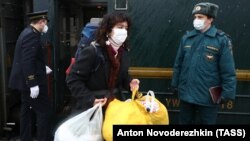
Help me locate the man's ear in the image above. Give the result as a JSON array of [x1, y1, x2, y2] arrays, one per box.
[[36, 19, 42, 26], [210, 18, 214, 23], [207, 17, 214, 24], [39, 19, 46, 24]]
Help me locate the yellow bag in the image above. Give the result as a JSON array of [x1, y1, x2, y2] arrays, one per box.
[[102, 90, 169, 141], [135, 90, 169, 125]]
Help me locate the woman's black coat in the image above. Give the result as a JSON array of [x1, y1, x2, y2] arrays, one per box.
[[66, 43, 131, 112]]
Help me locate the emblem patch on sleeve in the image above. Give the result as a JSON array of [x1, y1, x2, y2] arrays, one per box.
[[206, 54, 214, 61], [28, 75, 35, 80]]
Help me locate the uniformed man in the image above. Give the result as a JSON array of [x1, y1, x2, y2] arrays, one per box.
[[171, 2, 236, 124], [8, 10, 51, 141]]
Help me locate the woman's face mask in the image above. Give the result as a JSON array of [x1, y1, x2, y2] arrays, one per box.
[[193, 19, 206, 31], [111, 28, 127, 46]]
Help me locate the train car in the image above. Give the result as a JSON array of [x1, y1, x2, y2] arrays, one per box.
[[0, 0, 250, 139], [0, 0, 107, 139], [109, 0, 250, 125]]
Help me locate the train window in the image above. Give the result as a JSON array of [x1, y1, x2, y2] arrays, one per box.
[[115, 0, 128, 10]]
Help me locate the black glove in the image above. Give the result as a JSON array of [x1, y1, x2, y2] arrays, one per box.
[[218, 97, 231, 104], [171, 87, 178, 95]]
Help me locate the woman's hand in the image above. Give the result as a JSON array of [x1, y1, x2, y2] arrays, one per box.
[[93, 97, 107, 106], [130, 79, 140, 92]]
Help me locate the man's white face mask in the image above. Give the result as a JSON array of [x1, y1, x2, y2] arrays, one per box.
[[42, 25, 48, 33], [111, 28, 127, 46], [193, 19, 206, 31]]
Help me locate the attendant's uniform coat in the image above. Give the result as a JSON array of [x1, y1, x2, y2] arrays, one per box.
[[8, 25, 51, 141], [9, 25, 47, 90], [171, 25, 237, 107]]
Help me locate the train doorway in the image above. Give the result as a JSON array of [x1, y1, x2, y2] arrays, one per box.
[[53, 0, 107, 124], [0, 0, 34, 139]]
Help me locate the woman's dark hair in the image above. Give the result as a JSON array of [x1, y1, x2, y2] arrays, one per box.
[[96, 11, 131, 48], [95, 12, 132, 95]]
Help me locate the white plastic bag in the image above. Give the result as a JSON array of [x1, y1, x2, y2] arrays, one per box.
[[54, 103, 103, 141]]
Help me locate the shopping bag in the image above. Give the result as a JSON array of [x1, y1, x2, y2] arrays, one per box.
[[54, 103, 103, 141], [136, 90, 169, 125], [103, 90, 169, 141]]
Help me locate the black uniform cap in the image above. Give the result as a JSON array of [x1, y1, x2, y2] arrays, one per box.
[[27, 10, 49, 21], [192, 2, 219, 18]]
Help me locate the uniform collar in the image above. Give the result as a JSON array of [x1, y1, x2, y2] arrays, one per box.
[[186, 25, 217, 38], [186, 29, 199, 38], [29, 25, 40, 34], [204, 25, 217, 37]]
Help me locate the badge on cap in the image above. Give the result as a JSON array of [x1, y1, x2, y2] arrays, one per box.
[[195, 6, 201, 11]]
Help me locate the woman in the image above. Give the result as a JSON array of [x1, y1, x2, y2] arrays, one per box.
[[66, 11, 139, 114]]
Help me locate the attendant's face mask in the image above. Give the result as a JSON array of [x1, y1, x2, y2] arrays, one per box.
[[193, 19, 206, 30], [42, 25, 48, 33], [40, 20, 48, 33], [111, 28, 128, 45]]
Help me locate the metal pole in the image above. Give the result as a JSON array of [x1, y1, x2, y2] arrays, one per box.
[[0, 10, 7, 136]]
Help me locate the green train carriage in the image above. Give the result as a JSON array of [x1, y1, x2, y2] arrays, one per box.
[[1, 0, 250, 139]]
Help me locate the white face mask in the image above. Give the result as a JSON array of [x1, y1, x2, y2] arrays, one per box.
[[193, 19, 206, 31], [42, 25, 48, 33], [111, 28, 127, 46]]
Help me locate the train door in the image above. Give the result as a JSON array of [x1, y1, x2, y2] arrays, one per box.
[[54, 0, 107, 120], [0, 0, 34, 138]]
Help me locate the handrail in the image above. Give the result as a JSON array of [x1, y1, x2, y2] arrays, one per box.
[[129, 67, 250, 81]]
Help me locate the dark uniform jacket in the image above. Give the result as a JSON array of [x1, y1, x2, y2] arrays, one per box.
[[171, 25, 237, 106], [9, 25, 47, 91], [66, 43, 131, 112]]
